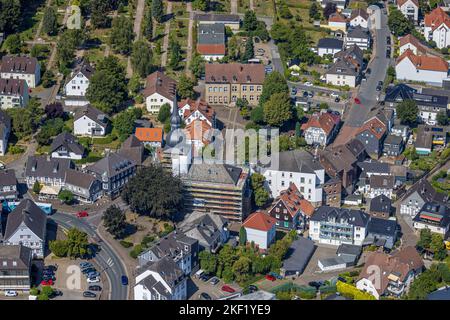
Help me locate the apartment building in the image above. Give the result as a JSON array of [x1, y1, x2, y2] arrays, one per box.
[[0, 78, 29, 109], [0, 56, 40, 88]]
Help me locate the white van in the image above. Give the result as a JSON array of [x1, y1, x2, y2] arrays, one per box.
[[195, 269, 205, 279]]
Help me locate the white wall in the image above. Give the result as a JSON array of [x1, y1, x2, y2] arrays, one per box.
[[1, 64, 40, 88], [146, 92, 172, 114], [245, 227, 273, 250], [51, 151, 83, 160], [74, 116, 106, 136], [134, 269, 187, 300], [326, 73, 357, 87], [425, 25, 450, 49], [356, 278, 380, 299], [65, 72, 90, 97], [396, 58, 448, 85], [6, 227, 45, 259], [318, 47, 342, 57], [399, 1, 418, 22], [350, 17, 368, 28]]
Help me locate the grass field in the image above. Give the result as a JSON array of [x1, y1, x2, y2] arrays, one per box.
[[254, 0, 275, 16]]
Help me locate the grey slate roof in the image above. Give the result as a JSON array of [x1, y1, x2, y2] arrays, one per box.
[[25, 156, 73, 180], [404, 179, 448, 205], [270, 150, 323, 173], [336, 244, 362, 256], [118, 135, 145, 165], [311, 206, 370, 227], [50, 132, 85, 156], [0, 110, 11, 137], [358, 161, 390, 178], [282, 237, 315, 274], [145, 232, 197, 262], [367, 217, 397, 237], [369, 175, 395, 189], [74, 105, 108, 128], [0, 169, 17, 187], [0, 245, 32, 270], [346, 26, 370, 39], [0, 55, 38, 75], [65, 169, 98, 190], [369, 194, 392, 213], [194, 13, 240, 23], [185, 163, 243, 185], [198, 23, 225, 45], [4, 199, 47, 241], [318, 38, 344, 49], [86, 152, 135, 178], [384, 134, 403, 146], [139, 256, 184, 293]]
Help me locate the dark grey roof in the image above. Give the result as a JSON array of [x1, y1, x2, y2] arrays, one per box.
[[86, 152, 135, 178], [427, 287, 450, 300], [65, 169, 98, 190], [198, 23, 225, 45], [194, 13, 240, 23], [318, 38, 344, 49], [369, 175, 395, 189], [50, 132, 85, 155], [74, 105, 108, 127], [404, 179, 448, 205], [346, 26, 370, 39], [369, 194, 392, 213], [336, 244, 362, 257], [282, 237, 315, 274], [144, 231, 197, 262], [179, 212, 228, 247], [0, 110, 11, 137], [358, 161, 390, 178], [139, 256, 184, 292], [326, 58, 359, 77], [384, 134, 403, 145], [4, 199, 47, 240], [184, 163, 243, 186], [413, 202, 450, 228], [25, 156, 73, 180], [385, 84, 448, 108], [0, 245, 31, 270], [0, 169, 17, 187], [0, 55, 38, 74], [367, 217, 397, 237], [118, 135, 145, 165], [270, 150, 323, 173], [311, 206, 370, 227]]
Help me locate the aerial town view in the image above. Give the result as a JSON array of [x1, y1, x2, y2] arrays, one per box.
[[0, 0, 449, 308]]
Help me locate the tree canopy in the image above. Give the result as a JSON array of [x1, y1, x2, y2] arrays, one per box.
[[396, 100, 418, 126], [263, 92, 292, 127], [152, 0, 164, 23], [131, 40, 153, 77], [42, 6, 58, 35], [388, 8, 413, 37], [259, 71, 289, 107], [113, 107, 142, 141], [110, 16, 134, 54], [102, 205, 128, 239]]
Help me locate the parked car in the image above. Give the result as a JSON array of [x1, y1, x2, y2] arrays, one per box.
[[42, 275, 56, 281], [87, 277, 100, 283], [82, 268, 96, 275], [79, 262, 92, 268], [308, 281, 324, 289], [41, 280, 54, 286], [330, 92, 339, 98], [304, 81, 313, 87], [247, 285, 258, 293], [354, 97, 361, 104], [83, 291, 97, 298], [121, 275, 128, 286], [200, 274, 211, 282], [5, 290, 18, 297], [265, 274, 276, 281], [88, 285, 102, 291], [44, 265, 57, 272], [290, 87, 297, 96], [49, 290, 63, 298], [221, 285, 235, 293], [303, 91, 309, 98], [376, 85, 382, 91], [76, 211, 89, 218], [307, 91, 314, 98], [87, 271, 100, 278], [209, 277, 220, 285], [366, 68, 371, 75], [269, 272, 283, 280], [199, 292, 212, 300], [334, 97, 340, 103]]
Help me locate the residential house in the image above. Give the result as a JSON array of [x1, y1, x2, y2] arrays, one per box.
[[85, 152, 136, 198], [301, 111, 341, 146], [399, 34, 428, 55], [135, 127, 164, 148], [397, 0, 419, 23], [0, 170, 18, 202], [134, 257, 187, 300], [0, 245, 32, 291], [383, 134, 404, 157], [178, 98, 216, 128], [328, 12, 348, 31], [194, 13, 240, 32], [25, 156, 73, 188], [280, 237, 315, 276], [118, 134, 146, 166], [317, 38, 344, 57], [326, 45, 364, 87], [423, 7, 450, 49], [345, 26, 371, 50], [263, 150, 325, 205], [73, 105, 109, 136], [349, 8, 369, 28], [3, 199, 47, 259], [287, 58, 301, 76], [400, 179, 448, 216], [0, 56, 40, 88], [413, 202, 449, 236], [182, 163, 251, 222], [63, 169, 102, 203], [138, 232, 199, 276], [242, 212, 277, 250], [204, 63, 265, 106], [309, 206, 370, 246], [356, 247, 424, 299], [369, 194, 392, 219], [365, 217, 398, 251], [63, 60, 94, 106], [0, 110, 11, 156], [178, 211, 229, 253], [267, 183, 315, 231], [318, 243, 362, 271], [323, 176, 342, 207], [395, 50, 449, 86], [143, 71, 176, 114], [367, 175, 395, 199], [355, 115, 388, 159], [391, 124, 410, 142], [320, 0, 347, 10], [415, 124, 448, 154], [0, 78, 29, 109], [197, 23, 226, 61], [50, 132, 85, 160], [319, 139, 367, 191]]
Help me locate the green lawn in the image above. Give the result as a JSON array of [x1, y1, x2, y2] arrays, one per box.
[[254, 0, 275, 16]]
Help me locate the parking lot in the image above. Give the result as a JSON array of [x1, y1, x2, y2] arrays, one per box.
[[188, 276, 242, 300]]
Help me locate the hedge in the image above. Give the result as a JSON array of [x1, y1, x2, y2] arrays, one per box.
[[336, 281, 376, 300], [120, 240, 133, 248]]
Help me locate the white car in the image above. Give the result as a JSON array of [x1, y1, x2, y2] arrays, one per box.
[[330, 92, 339, 98], [5, 290, 18, 297], [304, 81, 313, 87], [87, 277, 100, 283]]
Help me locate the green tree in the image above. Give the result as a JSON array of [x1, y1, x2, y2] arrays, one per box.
[[33, 181, 42, 194], [309, 2, 321, 20], [168, 38, 182, 69], [295, 121, 301, 137], [242, 36, 254, 62], [131, 40, 153, 77], [388, 8, 413, 37], [66, 228, 91, 259], [6, 98, 43, 139], [263, 92, 292, 127], [436, 111, 449, 126], [4, 34, 23, 54], [143, 4, 153, 40], [417, 228, 432, 249], [259, 71, 289, 107], [231, 256, 252, 282], [199, 250, 218, 274], [114, 108, 142, 141], [243, 10, 258, 32], [102, 205, 128, 239], [251, 173, 265, 190], [57, 29, 84, 72], [177, 74, 195, 99], [49, 240, 68, 257], [41, 286, 54, 299], [192, 0, 210, 11], [190, 54, 205, 80], [90, 0, 111, 28], [430, 234, 447, 261], [58, 190, 74, 204], [121, 165, 183, 218], [110, 16, 134, 54], [42, 6, 58, 35], [397, 100, 418, 125], [152, 0, 164, 23], [157, 103, 171, 122], [239, 226, 247, 245], [250, 106, 264, 124], [322, 3, 336, 20], [0, 0, 22, 34], [254, 188, 269, 207]]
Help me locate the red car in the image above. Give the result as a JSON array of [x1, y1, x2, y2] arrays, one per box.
[[41, 280, 54, 286], [221, 285, 235, 293], [76, 211, 89, 218], [265, 274, 276, 282], [354, 97, 361, 104]]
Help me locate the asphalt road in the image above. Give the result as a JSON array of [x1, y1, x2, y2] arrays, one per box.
[[50, 212, 128, 300]]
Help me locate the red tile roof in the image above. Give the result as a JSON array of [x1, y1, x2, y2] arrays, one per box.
[[424, 7, 450, 30], [142, 71, 176, 99], [328, 12, 347, 23], [197, 44, 226, 55], [357, 117, 387, 140], [399, 34, 428, 55], [243, 211, 277, 232], [301, 112, 340, 135], [135, 127, 163, 143], [178, 98, 215, 124], [397, 49, 449, 72], [205, 63, 265, 84]]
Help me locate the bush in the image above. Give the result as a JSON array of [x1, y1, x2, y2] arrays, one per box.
[[130, 244, 144, 259], [29, 288, 40, 296], [8, 145, 25, 154], [120, 240, 133, 248], [49, 240, 69, 257], [336, 281, 375, 300]]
